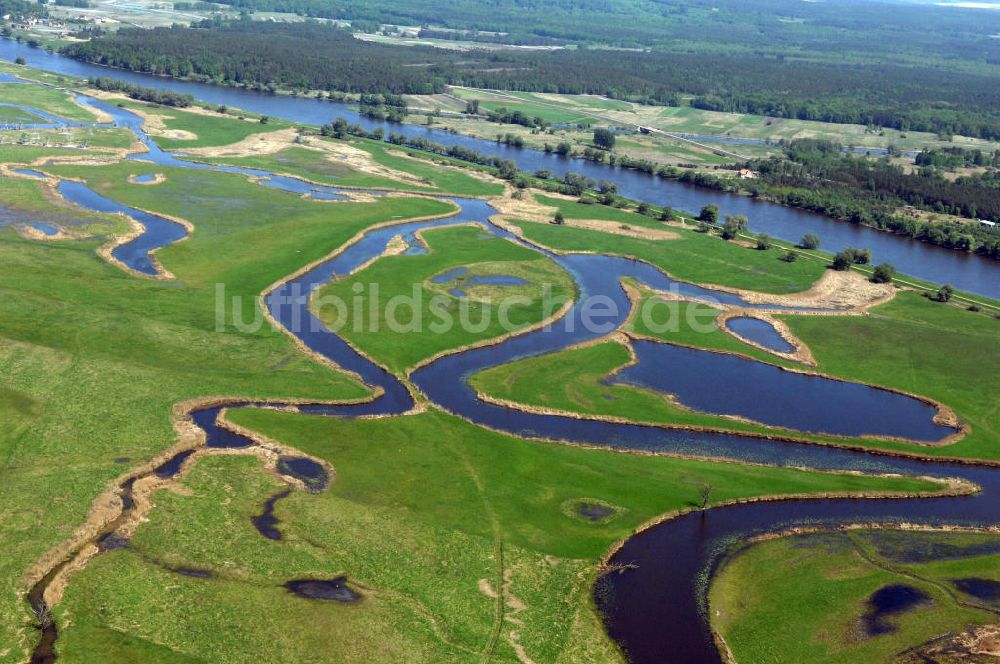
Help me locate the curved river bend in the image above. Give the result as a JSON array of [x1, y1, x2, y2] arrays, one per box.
[[13, 91, 1000, 664], [2, 38, 1000, 299]]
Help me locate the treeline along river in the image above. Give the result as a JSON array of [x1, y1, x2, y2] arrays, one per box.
[[2, 38, 1000, 300]]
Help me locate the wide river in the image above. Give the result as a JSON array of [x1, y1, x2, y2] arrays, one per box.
[[9, 55, 1000, 664], [2, 38, 1000, 299]]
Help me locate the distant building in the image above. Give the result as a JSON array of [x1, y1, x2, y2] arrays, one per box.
[[739, 168, 756, 179], [980, 219, 997, 228]]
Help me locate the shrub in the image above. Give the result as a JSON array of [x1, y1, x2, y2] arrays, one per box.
[[799, 234, 821, 250], [871, 263, 896, 283], [843, 247, 872, 265], [697, 204, 719, 224], [932, 284, 955, 302], [831, 251, 852, 271], [721, 214, 747, 240]]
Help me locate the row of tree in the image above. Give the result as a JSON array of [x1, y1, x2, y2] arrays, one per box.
[[87, 76, 193, 107], [60, 19, 1000, 140]]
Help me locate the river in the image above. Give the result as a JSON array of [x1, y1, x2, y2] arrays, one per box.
[[2, 38, 1000, 299]]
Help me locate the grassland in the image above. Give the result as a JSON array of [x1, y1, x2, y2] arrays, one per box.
[[312, 224, 574, 373], [626, 294, 796, 366], [48, 408, 944, 663], [0, 105, 43, 123], [0, 176, 127, 235], [0, 143, 109, 164], [710, 528, 1000, 664], [781, 292, 1000, 461], [2, 64, 998, 664], [0, 83, 101, 123], [470, 285, 1000, 461], [468, 337, 807, 438], [0, 161, 459, 659], [117, 100, 294, 150], [0, 126, 136, 150], [506, 218, 825, 295], [199, 138, 504, 197]]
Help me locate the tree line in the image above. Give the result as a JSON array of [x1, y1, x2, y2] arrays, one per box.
[[60, 19, 1000, 140], [87, 76, 194, 107], [744, 139, 1000, 259]]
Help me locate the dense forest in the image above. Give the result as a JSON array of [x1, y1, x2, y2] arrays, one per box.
[[157, 0, 1000, 66], [0, 0, 45, 20], [62, 19, 1000, 139], [63, 21, 450, 94]]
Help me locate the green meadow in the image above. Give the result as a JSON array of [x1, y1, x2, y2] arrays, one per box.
[[507, 198, 826, 294], [0, 161, 457, 659], [0, 105, 42, 123], [312, 224, 574, 373], [117, 100, 294, 149], [2, 63, 998, 664], [711, 529, 1000, 664], [50, 409, 943, 663], [781, 292, 1000, 461], [472, 285, 1000, 461], [0, 83, 101, 123], [198, 138, 503, 197]]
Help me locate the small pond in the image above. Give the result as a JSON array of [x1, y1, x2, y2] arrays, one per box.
[[724, 317, 795, 353]]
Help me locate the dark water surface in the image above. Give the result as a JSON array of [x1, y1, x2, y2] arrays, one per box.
[[724, 316, 795, 353], [862, 584, 930, 635], [284, 576, 362, 602], [618, 339, 952, 441]]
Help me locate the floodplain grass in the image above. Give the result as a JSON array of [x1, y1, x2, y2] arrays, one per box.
[[0, 60, 82, 87], [626, 294, 797, 367], [781, 291, 1000, 461], [117, 100, 294, 149], [1, 62, 997, 663], [0, 126, 136, 150], [506, 217, 826, 294], [710, 528, 1000, 664], [0, 82, 101, 123], [0, 162, 461, 657], [467, 338, 799, 436], [50, 407, 944, 662], [466, 301, 908, 448], [0, 176, 127, 234], [355, 139, 504, 197], [312, 224, 575, 373], [199, 138, 504, 197], [0, 105, 43, 123], [0, 143, 114, 163], [532, 194, 667, 229], [470, 288, 1000, 461]]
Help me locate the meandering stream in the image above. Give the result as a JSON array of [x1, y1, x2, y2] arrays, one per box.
[[11, 90, 1000, 664]]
